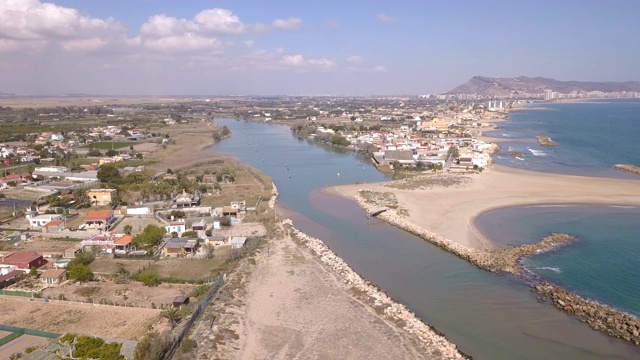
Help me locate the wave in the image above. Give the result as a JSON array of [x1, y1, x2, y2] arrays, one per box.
[[502, 133, 513, 137], [536, 266, 561, 273], [527, 148, 547, 156]]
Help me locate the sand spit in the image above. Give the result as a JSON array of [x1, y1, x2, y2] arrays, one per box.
[[354, 189, 640, 345], [271, 185, 466, 359]]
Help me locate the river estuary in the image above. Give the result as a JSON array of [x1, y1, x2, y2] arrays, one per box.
[[211, 119, 640, 360]]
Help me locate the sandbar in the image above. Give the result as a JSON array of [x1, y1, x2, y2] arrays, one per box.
[[326, 165, 640, 249]]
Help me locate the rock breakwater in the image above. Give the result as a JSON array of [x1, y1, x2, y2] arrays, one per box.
[[355, 189, 640, 345], [613, 164, 640, 175], [285, 220, 466, 359]]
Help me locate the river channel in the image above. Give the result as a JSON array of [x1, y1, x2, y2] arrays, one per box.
[[211, 119, 640, 360]]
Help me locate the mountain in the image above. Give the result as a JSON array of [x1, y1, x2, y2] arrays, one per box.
[[448, 76, 640, 96], [0, 91, 16, 97]]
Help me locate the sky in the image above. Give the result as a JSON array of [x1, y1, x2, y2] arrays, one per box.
[[1, 0, 639, 96]]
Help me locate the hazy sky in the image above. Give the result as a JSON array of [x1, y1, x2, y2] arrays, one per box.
[[1, 0, 639, 96]]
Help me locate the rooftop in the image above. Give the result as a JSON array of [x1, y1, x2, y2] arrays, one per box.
[[1, 251, 42, 263], [41, 268, 66, 279]]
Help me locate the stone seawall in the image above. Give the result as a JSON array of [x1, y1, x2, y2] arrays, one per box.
[[355, 189, 640, 346], [268, 183, 466, 359]]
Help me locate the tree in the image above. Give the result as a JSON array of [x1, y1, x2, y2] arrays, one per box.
[[181, 230, 198, 238], [169, 210, 185, 219], [202, 243, 215, 259], [29, 267, 38, 277], [123, 224, 132, 235], [87, 148, 102, 157], [73, 188, 88, 206], [68, 264, 94, 282], [97, 164, 122, 184], [105, 149, 118, 157], [132, 224, 165, 247], [161, 307, 183, 329]]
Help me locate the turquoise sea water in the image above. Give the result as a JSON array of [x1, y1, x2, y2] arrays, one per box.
[[478, 99, 640, 316]]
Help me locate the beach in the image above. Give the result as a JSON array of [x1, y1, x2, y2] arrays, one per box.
[[326, 164, 640, 249]]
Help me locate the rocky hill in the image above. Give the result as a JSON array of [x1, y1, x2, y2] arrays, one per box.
[[448, 76, 640, 96]]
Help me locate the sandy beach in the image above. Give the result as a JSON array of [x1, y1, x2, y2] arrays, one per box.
[[326, 165, 640, 248]]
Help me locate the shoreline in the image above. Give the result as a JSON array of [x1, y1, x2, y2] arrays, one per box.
[[269, 185, 467, 359]]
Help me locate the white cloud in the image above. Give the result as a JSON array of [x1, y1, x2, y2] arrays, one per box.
[[0, 0, 124, 51], [377, 13, 397, 24], [143, 34, 222, 53], [374, 65, 387, 72], [244, 40, 255, 48], [193, 8, 245, 35], [272, 17, 302, 31], [348, 65, 388, 73], [346, 55, 364, 65], [325, 18, 340, 30]]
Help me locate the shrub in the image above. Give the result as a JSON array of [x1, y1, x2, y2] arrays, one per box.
[[180, 338, 197, 353], [137, 269, 161, 287]]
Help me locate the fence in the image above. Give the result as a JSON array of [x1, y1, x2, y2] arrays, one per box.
[[0, 289, 37, 298], [163, 275, 225, 360], [0, 324, 59, 346]]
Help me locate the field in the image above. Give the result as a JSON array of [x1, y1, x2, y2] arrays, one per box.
[[79, 141, 135, 149], [40, 281, 194, 309], [0, 296, 163, 340]]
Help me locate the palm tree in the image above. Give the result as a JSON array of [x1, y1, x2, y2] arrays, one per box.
[[161, 307, 183, 329]]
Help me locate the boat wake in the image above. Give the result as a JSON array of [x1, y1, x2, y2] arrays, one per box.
[[536, 266, 561, 273]]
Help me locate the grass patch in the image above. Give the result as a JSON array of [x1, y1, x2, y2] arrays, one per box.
[[79, 141, 136, 149]]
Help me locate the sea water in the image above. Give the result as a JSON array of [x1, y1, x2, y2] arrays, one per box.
[[479, 99, 640, 315], [486, 99, 640, 178]]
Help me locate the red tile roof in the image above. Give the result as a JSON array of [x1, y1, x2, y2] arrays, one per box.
[[2, 251, 42, 263]]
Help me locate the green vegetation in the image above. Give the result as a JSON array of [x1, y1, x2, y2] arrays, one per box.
[[67, 251, 96, 282], [81, 141, 134, 150], [181, 230, 198, 238], [132, 224, 165, 247], [161, 307, 184, 329], [134, 332, 170, 360], [60, 334, 124, 360], [180, 337, 198, 353], [136, 269, 161, 287]]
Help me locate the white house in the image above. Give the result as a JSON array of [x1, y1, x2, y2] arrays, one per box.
[[165, 219, 186, 236], [27, 213, 64, 228]]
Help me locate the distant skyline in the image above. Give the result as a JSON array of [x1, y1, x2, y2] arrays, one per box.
[[1, 0, 639, 96]]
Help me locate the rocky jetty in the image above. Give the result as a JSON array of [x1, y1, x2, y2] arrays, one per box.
[[613, 164, 640, 175], [533, 283, 640, 345], [286, 221, 466, 359], [509, 151, 524, 158], [356, 189, 640, 345], [269, 184, 466, 359], [536, 136, 556, 146]]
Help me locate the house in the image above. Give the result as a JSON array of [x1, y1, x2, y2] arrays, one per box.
[[165, 219, 186, 237], [125, 205, 151, 215], [42, 219, 65, 233], [0, 265, 22, 289], [83, 210, 115, 230], [27, 213, 63, 228], [113, 235, 132, 253], [173, 191, 200, 208], [230, 236, 247, 249], [0, 252, 47, 271], [87, 188, 117, 206], [206, 235, 227, 246], [40, 269, 67, 285], [222, 206, 239, 218], [162, 237, 199, 257], [191, 219, 207, 231]]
